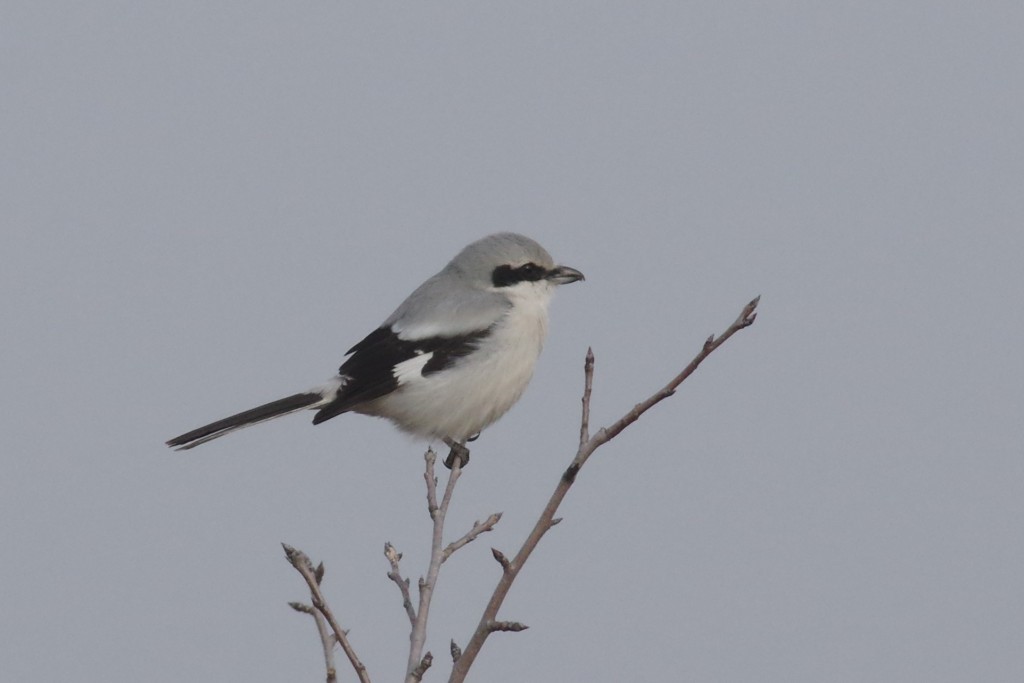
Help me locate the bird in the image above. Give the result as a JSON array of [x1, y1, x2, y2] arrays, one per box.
[[166, 233, 584, 453]]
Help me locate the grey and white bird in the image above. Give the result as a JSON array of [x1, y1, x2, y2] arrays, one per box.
[[166, 233, 584, 451]]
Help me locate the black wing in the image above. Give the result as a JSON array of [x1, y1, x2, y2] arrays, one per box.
[[311, 325, 491, 425]]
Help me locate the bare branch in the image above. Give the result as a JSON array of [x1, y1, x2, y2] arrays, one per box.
[[405, 443, 466, 683], [385, 542, 416, 628], [443, 512, 502, 561], [424, 447, 439, 518], [309, 606, 338, 683], [576, 295, 760, 466], [448, 296, 759, 682], [283, 543, 371, 683]]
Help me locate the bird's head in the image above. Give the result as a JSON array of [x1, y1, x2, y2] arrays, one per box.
[[450, 233, 584, 295]]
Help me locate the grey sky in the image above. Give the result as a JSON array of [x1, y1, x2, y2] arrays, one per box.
[[3, 2, 1022, 681]]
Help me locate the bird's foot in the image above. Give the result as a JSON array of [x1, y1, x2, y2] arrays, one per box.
[[443, 438, 470, 469]]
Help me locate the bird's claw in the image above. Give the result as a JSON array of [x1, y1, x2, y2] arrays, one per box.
[[443, 439, 470, 469]]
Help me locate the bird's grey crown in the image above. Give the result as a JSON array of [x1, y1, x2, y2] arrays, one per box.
[[445, 232, 555, 284]]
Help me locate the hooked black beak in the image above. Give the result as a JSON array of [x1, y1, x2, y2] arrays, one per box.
[[546, 265, 585, 285]]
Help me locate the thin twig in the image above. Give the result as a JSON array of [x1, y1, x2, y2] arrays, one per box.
[[311, 609, 338, 683], [576, 296, 760, 467], [405, 443, 466, 683], [424, 447, 439, 518], [283, 544, 371, 683], [443, 513, 502, 561], [385, 542, 417, 628], [289, 602, 338, 683], [448, 296, 759, 683]]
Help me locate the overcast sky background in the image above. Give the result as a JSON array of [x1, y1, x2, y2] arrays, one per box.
[[3, 2, 1023, 681]]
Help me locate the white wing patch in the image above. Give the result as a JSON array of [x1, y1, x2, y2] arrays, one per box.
[[315, 376, 346, 404], [392, 351, 434, 385]]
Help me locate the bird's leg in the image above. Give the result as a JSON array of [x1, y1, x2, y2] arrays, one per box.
[[443, 437, 470, 469]]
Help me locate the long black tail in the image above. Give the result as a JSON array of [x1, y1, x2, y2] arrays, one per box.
[[166, 392, 324, 450]]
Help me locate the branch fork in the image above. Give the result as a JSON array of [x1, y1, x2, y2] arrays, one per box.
[[283, 543, 370, 683]]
